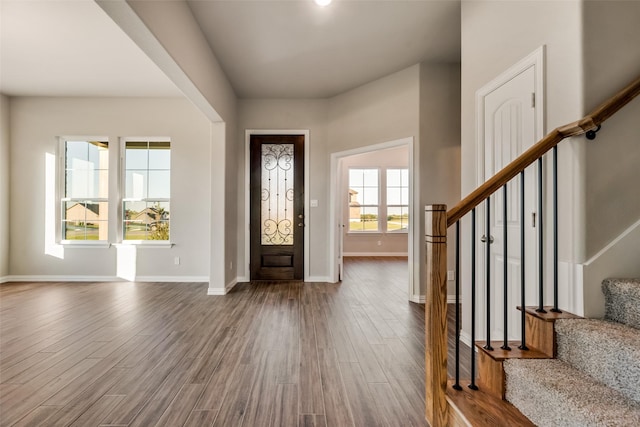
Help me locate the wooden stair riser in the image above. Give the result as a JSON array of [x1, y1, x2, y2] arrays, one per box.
[[524, 314, 555, 357], [477, 351, 505, 400]]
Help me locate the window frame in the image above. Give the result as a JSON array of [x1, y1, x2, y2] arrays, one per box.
[[347, 167, 381, 233], [385, 167, 409, 233], [120, 137, 172, 245], [346, 166, 409, 235], [58, 136, 110, 246]]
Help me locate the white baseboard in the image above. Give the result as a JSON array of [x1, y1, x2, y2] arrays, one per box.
[[409, 295, 456, 304], [3, 275, 120, 282], [409, 295, 425, 303], [237, 275, 250, 283], [1, 275, 208, 283], [343, 252, 409, 257], [460, 331, 473, 348], [207, 278, 239, 296], [134, 276, 209, 283], [0, 276, 10, 284], [306, 276, 332, 283]]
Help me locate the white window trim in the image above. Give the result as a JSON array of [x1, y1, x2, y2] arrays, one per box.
[[58, 136, 110, 245], [385, 167, 410, 234], [347, 167, 381, 233], [119, 137, 172, 245], [347, 166, 409, 234]]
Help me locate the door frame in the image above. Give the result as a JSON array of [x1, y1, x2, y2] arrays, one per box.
[[244, 130, 310, 281], [473, 46, 545, 340], [476, 46, 545, 184], [328, 137, 414, 297]]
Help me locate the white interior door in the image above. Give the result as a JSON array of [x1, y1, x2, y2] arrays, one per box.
[[482, 65, 539, 341]]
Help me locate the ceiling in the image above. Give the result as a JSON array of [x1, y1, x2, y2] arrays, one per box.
[[0, 0, 182, 97], [0, 0, 460, 99]]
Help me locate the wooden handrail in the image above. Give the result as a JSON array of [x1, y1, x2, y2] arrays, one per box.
[[447, 74, 640, 227]]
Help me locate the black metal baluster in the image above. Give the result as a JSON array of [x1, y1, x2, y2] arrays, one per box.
[[502, 185, 510, 351], [536, 158, 546, 313], [484, 197, 493, 351], [551, 146, 561, 313], [453, 221, 462, 390], [519, 171, 528, 350], [469, 208, 478, 390]]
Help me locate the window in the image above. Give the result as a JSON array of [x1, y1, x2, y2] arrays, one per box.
[[386, 168, 409, 231], [348, 168, 379, 231], [123, 139, 170, 241], [61, 139, 109, 241]]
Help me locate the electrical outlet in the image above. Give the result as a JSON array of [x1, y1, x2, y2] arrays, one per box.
[[174, 257, 180, 265], [377, 240, 382, 246], [229, 261, 233, 270], [447, 270, 455, 281]]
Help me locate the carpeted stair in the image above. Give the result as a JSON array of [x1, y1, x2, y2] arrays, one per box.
[[504, 278, 640, 427]]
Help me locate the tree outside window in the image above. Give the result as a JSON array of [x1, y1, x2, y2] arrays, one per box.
[[123, 140, 171, 241]]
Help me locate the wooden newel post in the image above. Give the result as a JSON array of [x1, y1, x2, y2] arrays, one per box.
[[425, 204, 448, 426]]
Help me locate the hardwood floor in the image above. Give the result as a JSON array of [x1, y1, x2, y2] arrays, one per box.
[[0, 257, 467, 426]]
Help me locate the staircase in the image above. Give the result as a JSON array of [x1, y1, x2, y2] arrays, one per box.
[[504, 278, 640, 426], [424, 75, 640, 426]]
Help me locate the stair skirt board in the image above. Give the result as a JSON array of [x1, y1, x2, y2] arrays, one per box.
[[504, 359, 640, 427]]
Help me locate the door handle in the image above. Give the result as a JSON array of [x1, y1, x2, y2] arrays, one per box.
[[481, 235, 494, 244]]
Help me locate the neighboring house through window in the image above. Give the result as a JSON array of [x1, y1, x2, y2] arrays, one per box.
[[348, 168, 379, 231], [61, 139, 109, 241], [122, 139, 171, 241], [348, 167, 409, 233]]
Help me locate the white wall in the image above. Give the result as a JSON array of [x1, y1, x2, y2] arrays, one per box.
[[340, 145, 409, 255], [8, 97, 212, 280], [0, 95, 9, 279], [461, 0, 584, 332]]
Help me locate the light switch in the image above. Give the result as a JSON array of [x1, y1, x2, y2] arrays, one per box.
[[310, 199, 318, 208]]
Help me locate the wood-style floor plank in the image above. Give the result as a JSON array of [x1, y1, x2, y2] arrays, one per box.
[[1, 257, 471, 427]]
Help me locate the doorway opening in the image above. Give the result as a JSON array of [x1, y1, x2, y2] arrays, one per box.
[[329, 137, 415, 299]]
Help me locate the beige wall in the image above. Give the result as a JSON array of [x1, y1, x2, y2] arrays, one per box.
[[340, 145, 409, 255], [98, 0, 238, 291], [0, 95, 9, 279], [420, 62, 462, 298], [237, 99, 329, 279], [583, 0, 640, 257], [461, 1, 584, 325], [8, 97, 212, 279], [238, 66, 422, 282], [237, 63, 461, 298], [328, 65, 422, 291], [581, 0, 640, 316]]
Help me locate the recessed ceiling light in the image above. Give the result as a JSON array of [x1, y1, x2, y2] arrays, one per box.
[[314, 0, 332, 7]]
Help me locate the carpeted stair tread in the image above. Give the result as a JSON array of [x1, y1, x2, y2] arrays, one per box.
[[504, 358, 640, 427], [602, 278, 640, 329], [555, 318, 640, 404]]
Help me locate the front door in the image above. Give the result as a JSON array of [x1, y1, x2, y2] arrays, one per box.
[[250, 135, 305, 280], [482, 64, 540, 340]]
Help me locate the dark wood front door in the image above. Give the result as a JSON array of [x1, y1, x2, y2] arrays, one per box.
[[250, 134, 304, 280]]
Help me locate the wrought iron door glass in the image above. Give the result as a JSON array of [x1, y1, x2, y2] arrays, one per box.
[[261, 144, 294, 245]]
